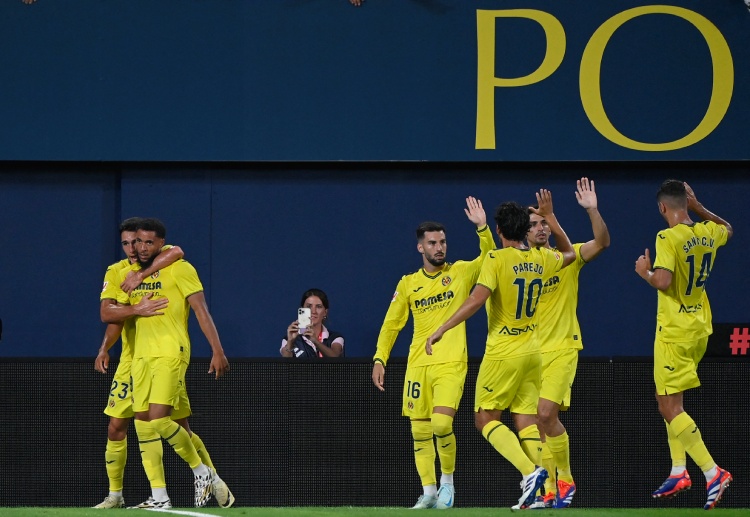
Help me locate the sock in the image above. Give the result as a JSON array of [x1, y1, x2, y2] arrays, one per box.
[[411, 420, 437, 487], [191, 432, 215, 471], [546, 431, 573, 483], [134, 420, 166, 489], [665, 419, 687, 470], [669, 412, 716, 473], [432, 413, 456, 478], [105, 438, 127, 492], [192, 463, 211, 478], [541, 441, 556, 495], [151, 416, 201, 469], [671, 466, 687, 476], [153, 487, 169, 501], [518, 424, 542, 466], [704, 466, 718, 483], [424, 485, 438, 497], [481, 421, 535, 476], [440, 473, 453, 486]]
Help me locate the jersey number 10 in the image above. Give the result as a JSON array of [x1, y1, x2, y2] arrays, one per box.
[[513, 278, 543, 320]]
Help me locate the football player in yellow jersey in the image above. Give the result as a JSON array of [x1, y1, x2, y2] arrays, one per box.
[[95, 218, 234, 510], [525, 178, 610, 508], [93, 217, 178, 509], [635, 180, 733, 510], [101, 218, 231, 509], [372, 196, 495, 509], [427, 191, 576, 510]]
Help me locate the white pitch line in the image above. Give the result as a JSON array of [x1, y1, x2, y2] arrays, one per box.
[[146, 509, 223, 517]]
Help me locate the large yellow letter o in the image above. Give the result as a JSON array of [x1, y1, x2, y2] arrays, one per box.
[[580, 6, 733, 151]]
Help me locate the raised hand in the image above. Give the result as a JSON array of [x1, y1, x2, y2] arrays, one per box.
[[464, 196, 487, 228], [575, 177, 598, 210], [530, 189, 554, 217], [683, 182, 700, 211]]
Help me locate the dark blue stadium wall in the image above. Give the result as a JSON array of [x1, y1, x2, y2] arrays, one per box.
[[0, 1, 748, 161], [0, 163, 747, 359], [0, 1, 748, 358]]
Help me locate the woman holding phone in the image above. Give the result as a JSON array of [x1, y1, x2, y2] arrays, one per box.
[[280, 288, 345, 358]]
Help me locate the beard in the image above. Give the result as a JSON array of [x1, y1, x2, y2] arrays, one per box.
[[138, 256, 155, 271], [426, 254, 446, 267]]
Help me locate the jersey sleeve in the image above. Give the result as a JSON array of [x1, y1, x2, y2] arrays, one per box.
[[373, 276, 410, 366], [543, 247, 565, 275], [464, 225, 497, 280], [101, 261, 130, 305], [708, 221, 729, 249], [173, 260, 204, 298], [100, 265, 122, 301], [653, 231, 675, 272], [476, 252, 498, 292]]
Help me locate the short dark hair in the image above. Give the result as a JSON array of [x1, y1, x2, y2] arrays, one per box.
[[416, 221, 446, 241], [136, 218, 167, 239], [300, 288, 329, 309], [494, 202, 531, 242], [119, 217, 143, 233], [657, 179, 687, 209]]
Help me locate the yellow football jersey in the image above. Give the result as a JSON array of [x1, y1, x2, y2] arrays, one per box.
[[100, 258, 136, 361], [536, 243, 585, 353], [374, 225, 495, 367], [126, 259, 204, 363], [653, 221, 728, 342], [478, 246, 564, 359]]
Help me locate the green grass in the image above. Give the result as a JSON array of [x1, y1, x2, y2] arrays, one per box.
[[0, 509, 747, 517]]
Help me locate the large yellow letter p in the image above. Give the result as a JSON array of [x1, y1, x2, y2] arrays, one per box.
[[476, 10, 566, 150]]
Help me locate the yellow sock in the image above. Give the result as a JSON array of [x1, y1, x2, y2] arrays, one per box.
[[191, 432, 215, 471], [411, 420, 436, 487], [518, 424, 542, 466], [432, 413, 456, 476], [105, 438, 127, 492], [481, 421, 535, 476], [665, 419, 686, 468], [541, 441, 556, 495], [151, 417, 201, 469], [134, 420, 166, 488], [670, 412, 715, 472], [547, 432, 573, 483]]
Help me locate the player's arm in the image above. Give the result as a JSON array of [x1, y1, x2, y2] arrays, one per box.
[[187, 291, 230, 379], [426, 284, 491, 354], [532, 188, 576, 267], [120, 246, 184, 294], [635, 248, 672, 291], [684, 182, 733, 240], [100, 293, 169, 323], [575, 177, 610, 262], [372, 279, 410, 391], [94, 322, 124, 374], [464, 194, 495, 258]]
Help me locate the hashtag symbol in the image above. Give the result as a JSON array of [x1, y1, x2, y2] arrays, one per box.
[[729, 327, 750, 355]]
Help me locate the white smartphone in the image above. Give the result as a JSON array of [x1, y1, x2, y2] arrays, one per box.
[[297, 307, 311, 330]]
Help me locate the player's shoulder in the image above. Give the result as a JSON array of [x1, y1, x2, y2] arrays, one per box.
[[106, 258, 131, 271], [482, 247, 504, 259], [105, 258, 131, 276]]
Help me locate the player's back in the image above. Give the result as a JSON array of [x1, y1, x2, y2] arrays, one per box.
[[479, 246, 563, 359], [654, 221, 729, 341]]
